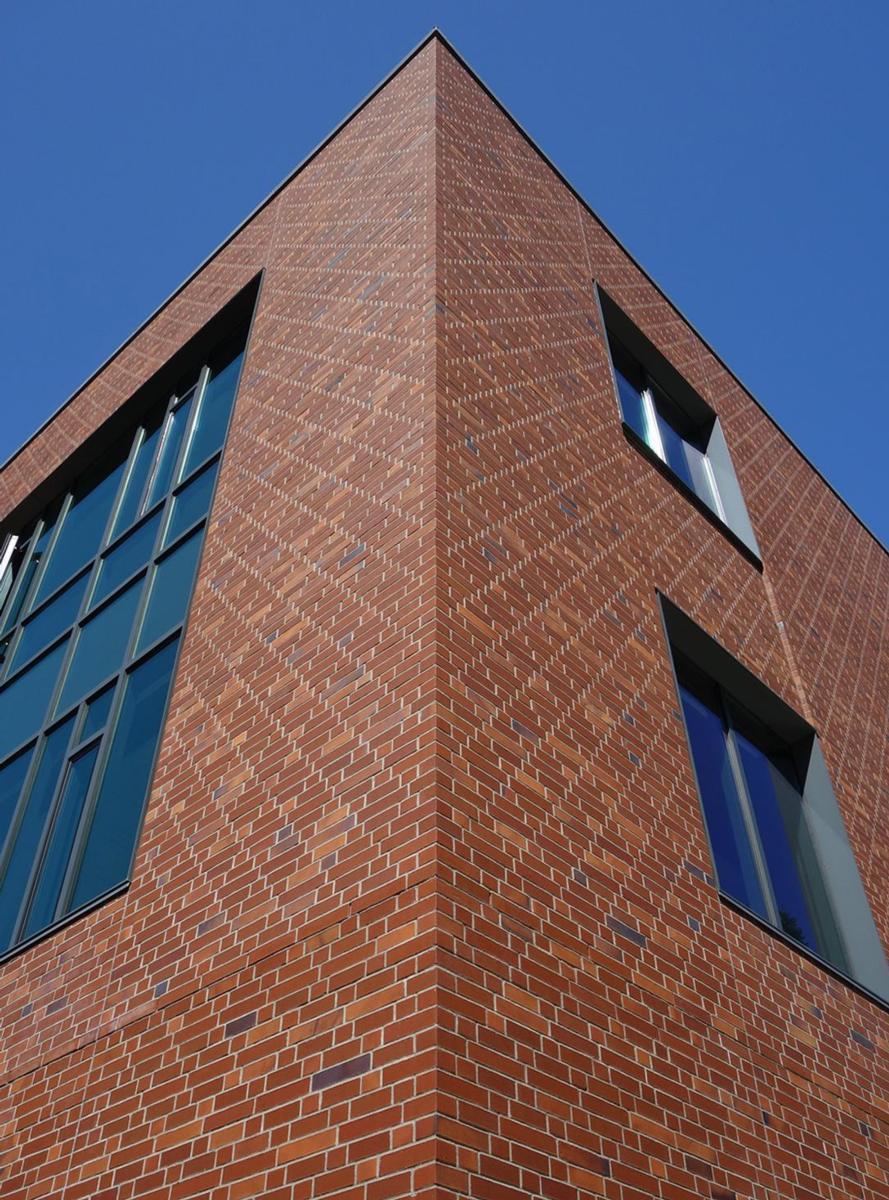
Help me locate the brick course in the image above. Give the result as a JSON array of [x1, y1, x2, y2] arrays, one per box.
[[0, 33, 886, 1200]]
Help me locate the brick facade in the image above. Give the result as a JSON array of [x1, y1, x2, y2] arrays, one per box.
[[1, 33, 886, 1200]]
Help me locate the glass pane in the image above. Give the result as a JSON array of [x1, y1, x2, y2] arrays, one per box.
[[23, 743, 99, 937], [56, 580, 142, 716], [68, 637, 179, 911], [36, 444, 128, 604], [113, 404, 165, 536], [136, 530, 202, 653], [679, 684, 769, 920], [8, 571, 90, 673], [165, 460, 219, 547], [146, 392, 194, 507], [3, 511, 58, 633], [0, 746, 35, 848], [181, 351, 243, 477], [91, 510, 162, 609], [656, 411, 698, 494], [0, 639, 68, 762], [80, 684, 116, 744], [734, 732, 823, 954], [614, 365, 651, 447], [0, 721, 72, 948]]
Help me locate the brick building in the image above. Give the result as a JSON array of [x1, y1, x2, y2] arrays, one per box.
[[1, 31, 887, 1200]]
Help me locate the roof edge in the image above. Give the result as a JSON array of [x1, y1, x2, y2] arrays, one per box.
[[3, 29, 884, 559]]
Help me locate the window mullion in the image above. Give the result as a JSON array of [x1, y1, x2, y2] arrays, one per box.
[[720, 699, 780, 927], [10, 718, 82, 946], [641, 386, 666, 462], [173, 366, 211, 491]]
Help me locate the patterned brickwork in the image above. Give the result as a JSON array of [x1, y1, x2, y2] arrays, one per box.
[[0, 33, 886, 1200]]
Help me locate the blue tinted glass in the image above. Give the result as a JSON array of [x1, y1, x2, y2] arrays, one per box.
[[182, 352, 243, 477], [137, 530, 202, 654], [8, 571, 90, 673], [69, 637, 179, 911], [56, 580, 142, 716], [91, 510, 162, 608], [656, 414, 698, 493], [614, 366, 651, 446], [113, 405, 165, 536], [165, 460, 219, 548], [0, 721, 72, 948], [147, 393, 194, 506], [3, 512, 58, 633], [679, 685, 769, 919], [79, 683, 115, 744], [734, 734, 821, 953], [0, 747, 35, 845], [0, 640, 68, 762], [35, 447, 128, 605], [24, 743, 99, 937]]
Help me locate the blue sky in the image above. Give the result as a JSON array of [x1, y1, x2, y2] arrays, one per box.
[[2, 1, 887, 542]]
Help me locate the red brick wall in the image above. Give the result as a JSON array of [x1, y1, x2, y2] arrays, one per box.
[[0, 34, 886, 1200], [435, 40, 888, 1200]]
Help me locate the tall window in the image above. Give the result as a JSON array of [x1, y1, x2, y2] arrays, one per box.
[[676, 655, 845, 965], [0, 333, 245, 955], [663, 596, 889, 1002]]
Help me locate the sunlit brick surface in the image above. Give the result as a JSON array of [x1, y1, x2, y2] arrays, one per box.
[[0, 35, 886, 1200]]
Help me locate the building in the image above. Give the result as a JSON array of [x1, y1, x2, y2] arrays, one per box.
[[0, 31, 886, 1200]]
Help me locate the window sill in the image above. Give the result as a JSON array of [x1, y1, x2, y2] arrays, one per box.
[[0, 879, 130, 968], [622, 422, 763, 572], [719, 890, 889, 1014]]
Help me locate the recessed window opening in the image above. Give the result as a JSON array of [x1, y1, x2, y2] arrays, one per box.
[[662, 595, 889, 1004], [0, 326, 248, 959]]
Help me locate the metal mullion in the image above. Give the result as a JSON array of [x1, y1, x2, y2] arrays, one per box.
[[10, 713, 83, 947], [641, 386, 666, 462], [28, 493, 74, 613], [174, 446, 222, 496], [54, 456, 182, 920], [719, 692, 781, 928], [0, 737, 42, 912], [0, 526, 37, 636], [172, 367, 211, 493], [140, 391, 181, 517]]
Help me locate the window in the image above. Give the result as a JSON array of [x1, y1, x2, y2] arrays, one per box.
[[599, 288, 760, 561], [663, 596, 889, 1002], [0, 330, 246, 957]]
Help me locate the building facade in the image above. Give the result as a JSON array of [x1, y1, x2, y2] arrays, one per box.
[[1, 33, 887, 1200]]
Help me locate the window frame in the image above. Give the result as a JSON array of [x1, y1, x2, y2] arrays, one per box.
[[0, 288, 257, 964], [596, 285, 762, 567], [659, 591, 889, 1009]]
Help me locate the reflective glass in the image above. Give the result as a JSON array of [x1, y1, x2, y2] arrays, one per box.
[[137, 530, 202, 653], [69, 637, 178, 911], [146, 392, 194, 507], [91, 510, 162, 608], [181, 351, 243, 477], [2, 511, 58, 633], [113, 404, 164, 536], [0, 747, 35, 846], [0, 720, 72, 948], [36, 445, 128, 605], [79, 684, 115, 745], [614, 365, 650, 447], [165, 460, 219, 547], [734, 733, 822, 953], [23, 743, 99, 937], [656, 416, 698, 493], [0, 639, 68, 762], [8, 571, 90, 673], [56, 580, 142, 716], [679, 684, 769, 919]]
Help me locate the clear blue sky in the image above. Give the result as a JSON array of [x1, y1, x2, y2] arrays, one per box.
[[2, 2, 887, 542]]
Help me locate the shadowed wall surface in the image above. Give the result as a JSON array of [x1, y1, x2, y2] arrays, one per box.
[[0, 35, 886, 1200]]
